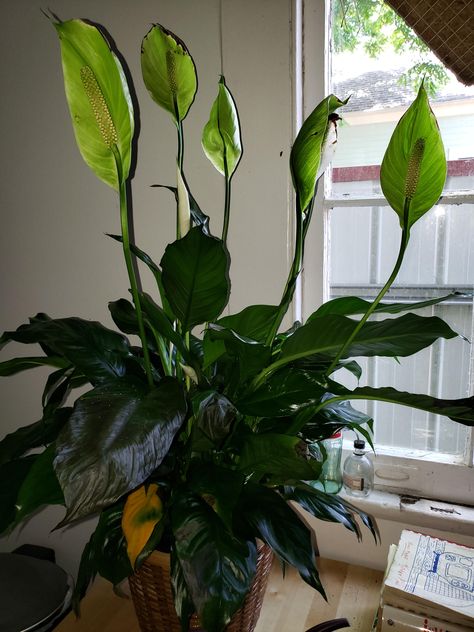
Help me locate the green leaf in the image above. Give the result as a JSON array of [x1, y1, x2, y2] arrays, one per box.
[[278, 313, 457, 366], [328, 383, 474, 426], [296, 399, 373, 446], [0, 355, 69, 377], [380, 82, 446, 228], [202, 76, 242, 177], [0, 407, 72, 467], [217, 305, 280, 342], [15, 444, 64, 524], [187, 461, 245, 530], [0, 456, 35, 534], [193, 391, 237, 445], [284, 485, 378, 542], [237, 368, 327, 417], [170, 548, 195, 630], [208, 325, 272, 384], [73, 503, 132, 611], [2, 315, 132, 384], [161, 227, 230, 332], [54, 377, 187, 523], [141, 24, 197, 122], [238, 434, 321, 483], [290, 94, 347, 212], [53, 19, 134, 189], [236, 484, 324, 596], [310, 293, 461, 319], [138, 293, 190, 360], [171, 490, 257, 632]]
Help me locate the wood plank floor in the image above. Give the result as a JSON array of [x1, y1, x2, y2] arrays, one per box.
[[55, 559, 383, 632]]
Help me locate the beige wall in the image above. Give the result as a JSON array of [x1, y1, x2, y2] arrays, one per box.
[[0, 0, 294, 574]]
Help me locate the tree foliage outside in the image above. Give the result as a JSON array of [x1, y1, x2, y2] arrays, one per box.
[[332, 0, 449, 96]]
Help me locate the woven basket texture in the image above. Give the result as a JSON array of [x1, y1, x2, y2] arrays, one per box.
[[128, 544, 273, 632], [385, 0, 474, 85]]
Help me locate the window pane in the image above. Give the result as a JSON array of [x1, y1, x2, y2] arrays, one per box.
[[329, 205, 473, 456], [329, 2, 474, 197]]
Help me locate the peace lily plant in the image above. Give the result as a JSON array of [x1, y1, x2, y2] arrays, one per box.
[[1, 16, 473, 632]]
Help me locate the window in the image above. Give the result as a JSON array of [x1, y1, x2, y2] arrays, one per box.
[[300, 0, 473, 504]]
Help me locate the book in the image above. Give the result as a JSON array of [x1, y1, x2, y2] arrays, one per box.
[[382, 530, 474, 629], [379, 604, 468, 631]]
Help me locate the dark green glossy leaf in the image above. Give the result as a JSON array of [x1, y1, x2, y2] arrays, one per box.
[[151, 185, 211, 235], [171, 490, 256, 631], [381, 83, 446, 228], [296, 399, 373, 446], [0, 355, 69, 377], [237, 368, 326, 417], [202, 76, 242, 177], [236, 484, 324, 596], [42, 367, 73, 410], [193, 391, 237, 444], [161, 227, 230, 332], [73, 503, 132, 611], [217, 305, 280, 343], [284, 485, 378, 542], [310, 293, 460, 319], [187, 461, 245, 530], [0, 456, 35, 534], [108, 298, 157, 348], [238, 434, 321, 483], [53, 19, 134, 189], [141, 24, 197, 122], [170, 547, 195, 630], [278, 313, 457, 367], [208, 325, 271, 384], [2, 315, 132, 383], [15, 444, 64, 523], [0, 407, 72, 467], [54, 377, 187, 523], [328, 383, 474, 426], [291, 95, 347, 212]]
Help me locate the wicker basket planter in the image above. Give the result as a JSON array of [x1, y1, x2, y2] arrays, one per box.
[[128, 544, 273, 632]]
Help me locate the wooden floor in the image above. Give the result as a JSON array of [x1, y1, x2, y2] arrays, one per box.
[[55, 558, 383, 632]]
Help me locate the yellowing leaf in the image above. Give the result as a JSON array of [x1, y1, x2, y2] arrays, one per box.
[[122, 483, 163, 568]]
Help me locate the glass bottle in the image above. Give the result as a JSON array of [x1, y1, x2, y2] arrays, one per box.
[[309, 432, 343, 494], [342, 438, 374, 497]]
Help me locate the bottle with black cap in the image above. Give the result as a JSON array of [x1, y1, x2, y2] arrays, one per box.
[[342, 438, 374, 497]]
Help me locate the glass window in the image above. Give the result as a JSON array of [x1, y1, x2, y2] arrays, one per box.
[[326, 0, 474, 462]]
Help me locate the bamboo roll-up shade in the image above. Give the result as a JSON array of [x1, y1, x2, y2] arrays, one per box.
[[384, 0, 474, 85]]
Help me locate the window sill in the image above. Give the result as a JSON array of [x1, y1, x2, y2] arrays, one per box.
[[339, 488, 474, 537]]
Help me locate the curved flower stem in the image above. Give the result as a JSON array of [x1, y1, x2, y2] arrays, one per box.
[[325, 200, 411, 377], [222, 171, 231, 246], [118, 176, 154, 386], [265, 195, 304, 346]]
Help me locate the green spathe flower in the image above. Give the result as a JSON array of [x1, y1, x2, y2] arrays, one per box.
[[290, 94, 347, 213], [202, 76, 242, 177], [141, 24, 197, 123], [380, 82, 447, 229], [53, 18, 134, 190]]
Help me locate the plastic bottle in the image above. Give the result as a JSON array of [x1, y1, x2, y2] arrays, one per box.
[[310, 432, 343, 494], [342, 438, 374, 497]]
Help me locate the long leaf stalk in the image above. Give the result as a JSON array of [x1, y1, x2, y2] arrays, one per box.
[[325, 200, 412, 377], [265, 195, 305, 346], [222, 170, 231, 245], [117, 177, 154, 386]]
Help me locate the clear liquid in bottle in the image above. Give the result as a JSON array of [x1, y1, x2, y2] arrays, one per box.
[[342, 438, 374, 497]]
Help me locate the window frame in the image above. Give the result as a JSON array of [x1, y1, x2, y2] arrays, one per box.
[[298, 0, 474, 505]]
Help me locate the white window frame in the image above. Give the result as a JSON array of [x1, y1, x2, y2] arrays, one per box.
[[297, 0, 474, 506]]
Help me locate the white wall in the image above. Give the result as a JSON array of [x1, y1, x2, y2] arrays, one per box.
[[0, 0, 294, 575]]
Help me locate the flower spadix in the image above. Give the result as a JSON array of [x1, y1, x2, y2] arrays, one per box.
[[290, 95, 347, 213], [381, 82, 446, 230], [53, 18, 134, 190], [141, 24, 197, 123]]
